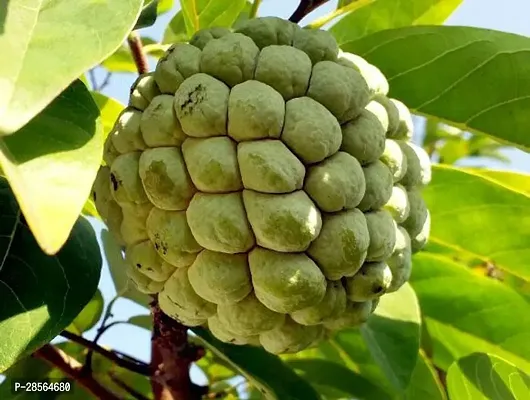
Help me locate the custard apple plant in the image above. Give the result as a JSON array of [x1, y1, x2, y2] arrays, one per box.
[[1, 1, 530, 400]]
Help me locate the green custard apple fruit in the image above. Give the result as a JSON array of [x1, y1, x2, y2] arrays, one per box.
[[92, 16, 433, 355]]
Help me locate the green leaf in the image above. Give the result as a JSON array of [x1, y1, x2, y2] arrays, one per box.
[[404, 351, 446, 400], [0, 0, 143, 136], [447, 353, 530, 400], [410, 252, 530, 374], [342, 26, 530, 151], [360, 283, 421, 392], [101, 229, 151, 308], [285, 330, 396, 396], [0, 80, 103, 255], [330, 0, 462, 45], [128, 314, 152, 330], [195, 346, 237, 383], [158, 0, 175, 14], [0, 354, 54, 399], [466, 168, 530, 196], [423, 165, 530, 282], [66, 289, 104, 335], [135, 0, 160, 30], [163, 0, 246, 43], [91, 93, 125, 139], [0, 179, 102, 372], [287, 358, 393, 400], [192, 327, 320, 400]]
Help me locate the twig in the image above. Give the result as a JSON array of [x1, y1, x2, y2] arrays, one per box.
[[97, 71, 112, 91], [34, 344, 120, 400], [85, 295, 119, 372], [150, 300, 208, 400], [305, 0, 375, 29], [249, 0, 262, 19], [109, 371, 150, 400], [60, 330, 150, 376], [128, 32, 150, 75], [289, 0, 331, 23], [88, 69, 98, 91]]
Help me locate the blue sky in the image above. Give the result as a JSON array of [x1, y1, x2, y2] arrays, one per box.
[[81, 0, 530, 387]]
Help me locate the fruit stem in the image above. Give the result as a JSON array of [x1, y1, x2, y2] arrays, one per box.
[[249, 0, 262, 19], [289, 0, 331, 23], [305, 0, 375, 30], [128, 32, 150, 75]]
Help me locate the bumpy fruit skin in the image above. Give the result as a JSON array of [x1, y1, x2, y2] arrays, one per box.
[[93, 17, 432, 355]]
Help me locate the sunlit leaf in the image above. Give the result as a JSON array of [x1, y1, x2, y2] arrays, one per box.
[[0, 80, 103, 255], [0, 0, 143, 135], [0, 179, 102, 372]]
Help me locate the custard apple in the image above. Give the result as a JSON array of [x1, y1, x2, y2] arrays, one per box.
[[93, 16, 432, 355]]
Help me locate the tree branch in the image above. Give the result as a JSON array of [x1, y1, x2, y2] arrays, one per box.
[[34, 344, 120, 400], [60, 330, 150, 376], [289, 0, 331, 23], [150, 300, 207, 400], [128, 32, 149, 75]]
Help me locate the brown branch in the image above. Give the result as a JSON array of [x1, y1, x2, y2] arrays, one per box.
[[150, 300, 208, 400], [289, 0, 331, 23], [60, 330, 150, 376], [34, 344, 120, 400], [128, 32, 150, 75]]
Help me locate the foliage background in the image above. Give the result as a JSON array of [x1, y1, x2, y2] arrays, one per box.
[[83, 0, 530, 381]]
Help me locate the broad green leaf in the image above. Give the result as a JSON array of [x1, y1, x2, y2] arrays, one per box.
[[102, 37, 168, 73], [128, 314, 152, 330], [360, 283, 421, 391], [91, 92, 125, 139], [466, 168, 530, 196], [192, 327, 320, 400], [0, 179, 102, 372], [0, 80, 103, 255], [404, 351, 446, 400], [0, 353, 54, 399], [0, 0, 143, 135], [423, 165, 530, 282], [411, 252, 530, 374], [447, 353, 530, 400], [285, 330, 396, 396], [66, 289, 104, 335], [135, 0, 160, 30], [287, 358, 393, 400], [330, 0, 462, 45], [342, 26, 530, 150], [164, 0, 246, 43], [101, 229, 151, 308]]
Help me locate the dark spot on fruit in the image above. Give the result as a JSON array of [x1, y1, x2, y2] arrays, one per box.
[[136, 263, 142, 269], [179, 84, 206, 114], [147, 267, 153, 271], [373, 285, 384, 294], [154, 242, 159, 250], [92, 191, 97, 201], [110, 173, 119, 191]]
